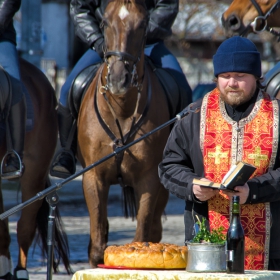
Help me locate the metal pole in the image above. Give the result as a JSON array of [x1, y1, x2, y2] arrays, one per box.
[[0, 105, 199, 221], [20, 0, 43, 68], [0, 104, 199, 278], [46, 192, 59, 280]]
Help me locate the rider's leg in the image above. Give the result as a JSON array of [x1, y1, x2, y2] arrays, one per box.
[[3, 96, 26, 174], [144, 41, 193, 106], [50, 103, 76, 177], [0, 40, 26, 179], [51, 49, 102, 178]]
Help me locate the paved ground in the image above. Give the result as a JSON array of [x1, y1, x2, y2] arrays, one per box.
[[3, 172, 186, 280]]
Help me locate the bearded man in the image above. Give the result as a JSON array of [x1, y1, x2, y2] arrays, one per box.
[[159, 36, 280, 271]]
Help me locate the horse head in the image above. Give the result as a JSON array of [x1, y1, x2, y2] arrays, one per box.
[[101, 0, 148, 95], [222, 0, 280, 38]]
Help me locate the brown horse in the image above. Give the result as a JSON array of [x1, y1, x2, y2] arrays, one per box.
[[222, 0, 280, 99], [222, 0, 280, 38], [0, 58, 71, 278], [77, 0, 171, 267]]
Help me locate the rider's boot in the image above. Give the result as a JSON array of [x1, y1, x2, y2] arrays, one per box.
[[2, 97, 26, 180], [50, 104, 76, 178]]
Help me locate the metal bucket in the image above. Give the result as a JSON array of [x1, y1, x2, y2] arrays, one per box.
[[186, 242, 226, 272]]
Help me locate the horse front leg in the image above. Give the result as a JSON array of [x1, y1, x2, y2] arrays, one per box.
[[0, 180, 13, 277], [16, 200, 42, 269], [83, 172, 109, 268], [0, 219, 12, 278], [15, 168, 46, 275], [133, 173, 168, 242], [150, 182, 169, 242]]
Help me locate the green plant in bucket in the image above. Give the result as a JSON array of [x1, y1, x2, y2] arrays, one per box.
[[192, 215, 226, 244]]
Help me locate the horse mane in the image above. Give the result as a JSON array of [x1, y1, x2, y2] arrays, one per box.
[[107, 0, 146, 8]]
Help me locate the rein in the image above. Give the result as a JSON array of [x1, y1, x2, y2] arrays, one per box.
[[250, 0, 280, 39], [96, 1, 149, 215], [94, 64, 151, 147], [94, 63, 151, 217], [100, 32, 148, 143]]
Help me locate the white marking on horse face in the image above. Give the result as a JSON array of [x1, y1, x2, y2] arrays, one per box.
[[119, 5, 129, 20], [0, 255, 13, 275]]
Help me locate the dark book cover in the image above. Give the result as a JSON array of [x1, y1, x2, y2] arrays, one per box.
[[222, 162, 256, 190], [193, 162, 256, 191]]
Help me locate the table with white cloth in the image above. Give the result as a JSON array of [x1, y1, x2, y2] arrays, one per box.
[[71, 268, 280, 280]]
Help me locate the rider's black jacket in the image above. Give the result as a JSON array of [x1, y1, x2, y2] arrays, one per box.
[[70, 0, 178, 49], [0, 0, 21, 44]]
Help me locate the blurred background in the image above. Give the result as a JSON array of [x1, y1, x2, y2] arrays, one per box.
[[17, 0, 280, 101]]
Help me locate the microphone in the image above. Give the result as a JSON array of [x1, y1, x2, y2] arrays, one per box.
[[176, 103, 200, 120]]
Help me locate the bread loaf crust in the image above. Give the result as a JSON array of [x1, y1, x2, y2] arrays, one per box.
[[104, 242, 188, 269]]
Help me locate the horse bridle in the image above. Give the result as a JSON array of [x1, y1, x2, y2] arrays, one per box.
[[98, 1, 149, 145], [100, 7, 148, 90], [104, 50, 141, 89], [250, 0, 280, 38], [99, 45, 147, 145], [97, 35, 149, 147]]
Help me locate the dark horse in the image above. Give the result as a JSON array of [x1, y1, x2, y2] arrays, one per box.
[[222, 0, 280, 99], [77, 0, 172, 267], [0, 59, 71, 278]]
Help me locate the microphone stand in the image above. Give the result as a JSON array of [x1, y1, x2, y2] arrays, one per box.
[[0, 105, 198, 280]]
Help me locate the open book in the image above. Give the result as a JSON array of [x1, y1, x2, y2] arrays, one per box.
[[193, 161, 256, 191]]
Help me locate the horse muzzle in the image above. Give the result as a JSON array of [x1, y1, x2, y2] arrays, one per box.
[[221, 14, 250, 37], [107, 60, 132, 94]]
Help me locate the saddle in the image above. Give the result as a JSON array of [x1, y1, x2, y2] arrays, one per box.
[[68, 57, 186, 120], [68, 62, 102, 120], [146, 58, 187, 118]]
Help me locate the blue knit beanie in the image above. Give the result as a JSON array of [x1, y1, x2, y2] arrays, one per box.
[[213, 36, 261, 77]]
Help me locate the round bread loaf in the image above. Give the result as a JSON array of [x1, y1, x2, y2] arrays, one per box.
[[104, 242, 188, 269]]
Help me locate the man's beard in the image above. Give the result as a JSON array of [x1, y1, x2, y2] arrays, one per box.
[[218, 85, 256, 107]]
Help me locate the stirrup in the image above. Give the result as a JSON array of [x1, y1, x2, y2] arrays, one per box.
[[0, 150, 24, 180]]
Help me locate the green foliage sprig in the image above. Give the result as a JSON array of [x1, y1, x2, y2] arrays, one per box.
[[192, 216, 225, 244]]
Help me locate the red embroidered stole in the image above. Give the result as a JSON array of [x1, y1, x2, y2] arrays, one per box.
[[200, 88, 279, 270]]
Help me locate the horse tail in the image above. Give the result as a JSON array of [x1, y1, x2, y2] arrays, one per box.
[[34, 176, 72, 274], [122, 185, 137, 220]]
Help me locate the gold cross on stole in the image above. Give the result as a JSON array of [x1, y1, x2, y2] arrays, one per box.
[[248, 146, 268, 167], [208, 145, 228, 164]]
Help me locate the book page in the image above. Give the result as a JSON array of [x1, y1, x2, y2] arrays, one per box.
[[192, 178, 223, 189], [222, 164, 236, 184]]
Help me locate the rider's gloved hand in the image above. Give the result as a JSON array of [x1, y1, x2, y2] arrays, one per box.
[[92, 37, 104, 58]]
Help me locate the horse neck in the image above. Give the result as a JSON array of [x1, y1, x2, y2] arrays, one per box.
[[98, 56, 147, 119], [98, 79, 147, 120]]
